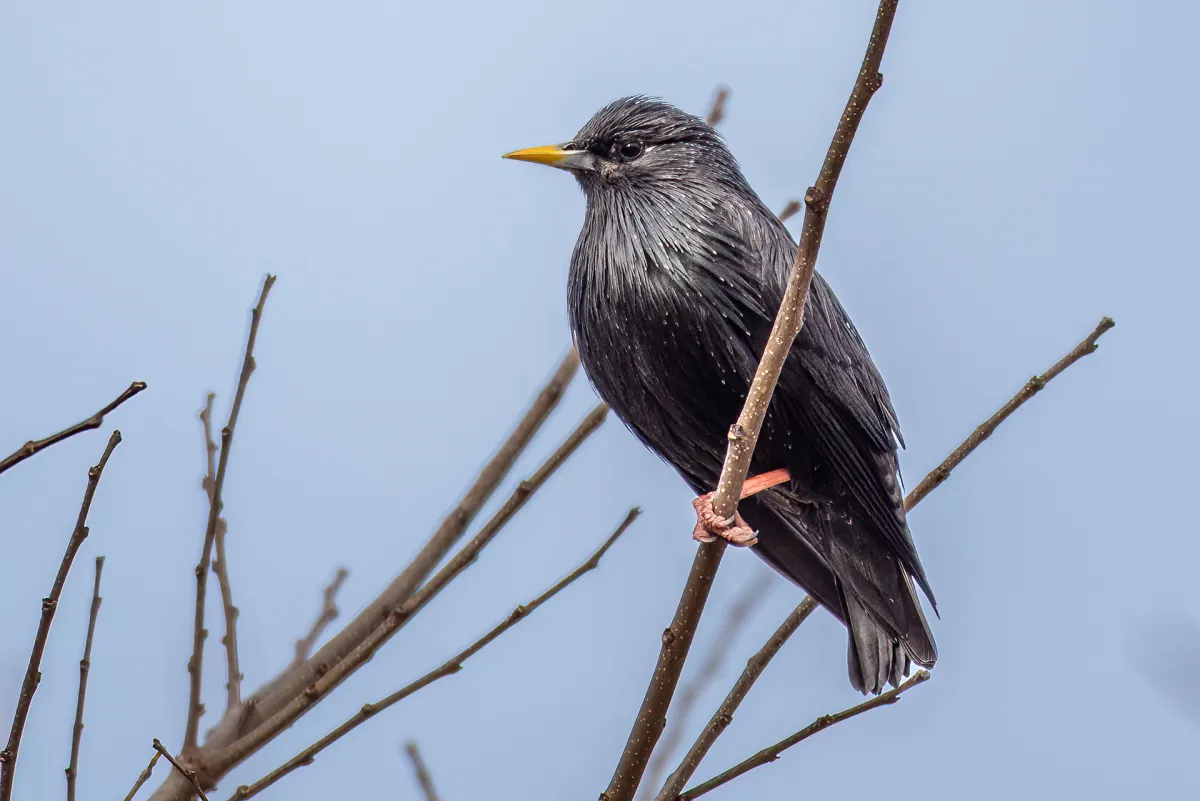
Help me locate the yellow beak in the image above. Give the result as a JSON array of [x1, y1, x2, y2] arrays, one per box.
[[502, 144, 572, 166]]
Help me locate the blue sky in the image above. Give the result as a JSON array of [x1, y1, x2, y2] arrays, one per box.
[[1, 1, 1193, 799]]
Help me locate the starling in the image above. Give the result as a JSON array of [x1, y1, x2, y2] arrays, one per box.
[[505, 97, 936, 694]]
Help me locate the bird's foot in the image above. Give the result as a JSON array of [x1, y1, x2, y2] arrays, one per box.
[[692, 494, 758, 547]]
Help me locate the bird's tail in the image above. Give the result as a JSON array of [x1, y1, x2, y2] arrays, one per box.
[[841, 569, 936, 695]]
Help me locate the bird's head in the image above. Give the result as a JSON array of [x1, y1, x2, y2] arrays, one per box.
[[504, 96, 742, 199]]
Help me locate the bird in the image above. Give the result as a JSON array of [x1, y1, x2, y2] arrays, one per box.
[[504, 96, 936, 694]]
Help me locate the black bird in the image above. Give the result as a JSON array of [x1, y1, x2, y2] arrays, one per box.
[[505, 96, 936, 694]]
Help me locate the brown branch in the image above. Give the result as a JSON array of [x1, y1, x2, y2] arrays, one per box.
[[601, 5, 902, 800], [0, 431, 122, 801], [206, 403, 609, 776], [0, 381, 145, 477], [123, 750, 162, 801], [640, 572, 774, 801], [226, 507, 640, 800], [777, 200, 802, 223], [904, 316, 1115, 509], [704, 87, 729, 128], [153, 740, 209, 801], [654, 596, 817, 801], [291, 568, 350, 669], [404, 741, 442, 801], [183, 276, 275, 754], [201, 393, 243, 713], [146, 350, 581, 801], [679, 670, 930, 800], [65, 556, 105, 801]]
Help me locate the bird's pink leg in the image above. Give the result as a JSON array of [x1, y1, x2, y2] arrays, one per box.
[[692, 468, 791, 547]]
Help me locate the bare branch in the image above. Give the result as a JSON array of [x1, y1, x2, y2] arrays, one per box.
[[201, 393, 243, 713], [904, 316, 1115, 509], [146, 350, 582, 801], [601, 5, 903, 799], [225, 507, 640, 800], [777, 200, 802, 223], [679, 671, 930, 799], [184, 276, 275, 753], [206, 403, 609, 777], [640, 572, 774, 801], [654, 597, 817, 801], [704, 87, 729, 128], [291, 568, 350, 669], [66, 556, 105, 801], [0, 431, 122, 801], [0, 382, 145, 477], [123, 751, 162, 801], [153, 740, 209, 801], [404, 741, 442, 801]]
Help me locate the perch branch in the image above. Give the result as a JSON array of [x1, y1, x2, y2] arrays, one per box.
[[0, 431, 122, 801], [207, 403, 609, 774], [202, 392, 243, 712], [291, 568, 350, 668], [226, 507, 640, 800], [679, 671, 930, 799], [904, 316, 1115, 509], [0, 381, 144, 477], [145, 350, 582, 801], [153, 741, 209, 801], [65, 556, 105, 801], [183, 275, 275, 754], [404, 741, 442, 801], [123, 751, 162, 801], [601, 4, 902, 799], [640, 572, 774, 801]]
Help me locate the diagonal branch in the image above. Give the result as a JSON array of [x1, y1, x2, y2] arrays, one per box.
[[153, 740, 209, 801], [206, 403, 609, 776], [202, 393, 243, 713], [404, 741, 442, 801], [0, 382, 145, 477], [183, 275, 275, 754], [123, 750, 162, 801], [147, 349, 582, 801], [0, 431, 122, 801], [904, 316, 1115, 509], [226, 507, 641, 800], [291, 568, 350, 669], [679, 671, 930, 799], [601, 4, 903, 800], [704, 87, 729, 128], [655, 315, 1115, 797], [66, 556, 105, 801]]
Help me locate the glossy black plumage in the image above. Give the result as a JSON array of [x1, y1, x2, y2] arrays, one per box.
[[535, 97, 936, 693]]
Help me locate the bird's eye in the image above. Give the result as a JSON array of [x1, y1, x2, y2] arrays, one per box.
[[617, 141, 644, 160], [565, 141, 579, 151]]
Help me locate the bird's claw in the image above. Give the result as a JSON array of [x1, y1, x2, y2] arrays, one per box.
[[691, 493, 758, 547]]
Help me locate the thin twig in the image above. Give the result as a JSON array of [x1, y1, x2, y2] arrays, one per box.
[[640, 572, 773, 801], [226, 508, 640, 800], [291, 568, 350, 668], [208, 403, 609, 776], [704, 87, 729, 128], [601, 5, 902, 799], [152, 740, 209, 801], [145, 351, 582, 801], [654, 597, 817, 801], [123, 751, 162, 801], [0, 431, 122, 801], [202, 393, 243, 712], [679, 671, 930, 800], [404, 741, 442, 801], [0, 382, 145, 477], [777, 200, 802, 223], [183, 276, 275, 754], [656, 316, 1115, 795], [904, 316, 1115, 509], [66, 556, 105, 801]]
